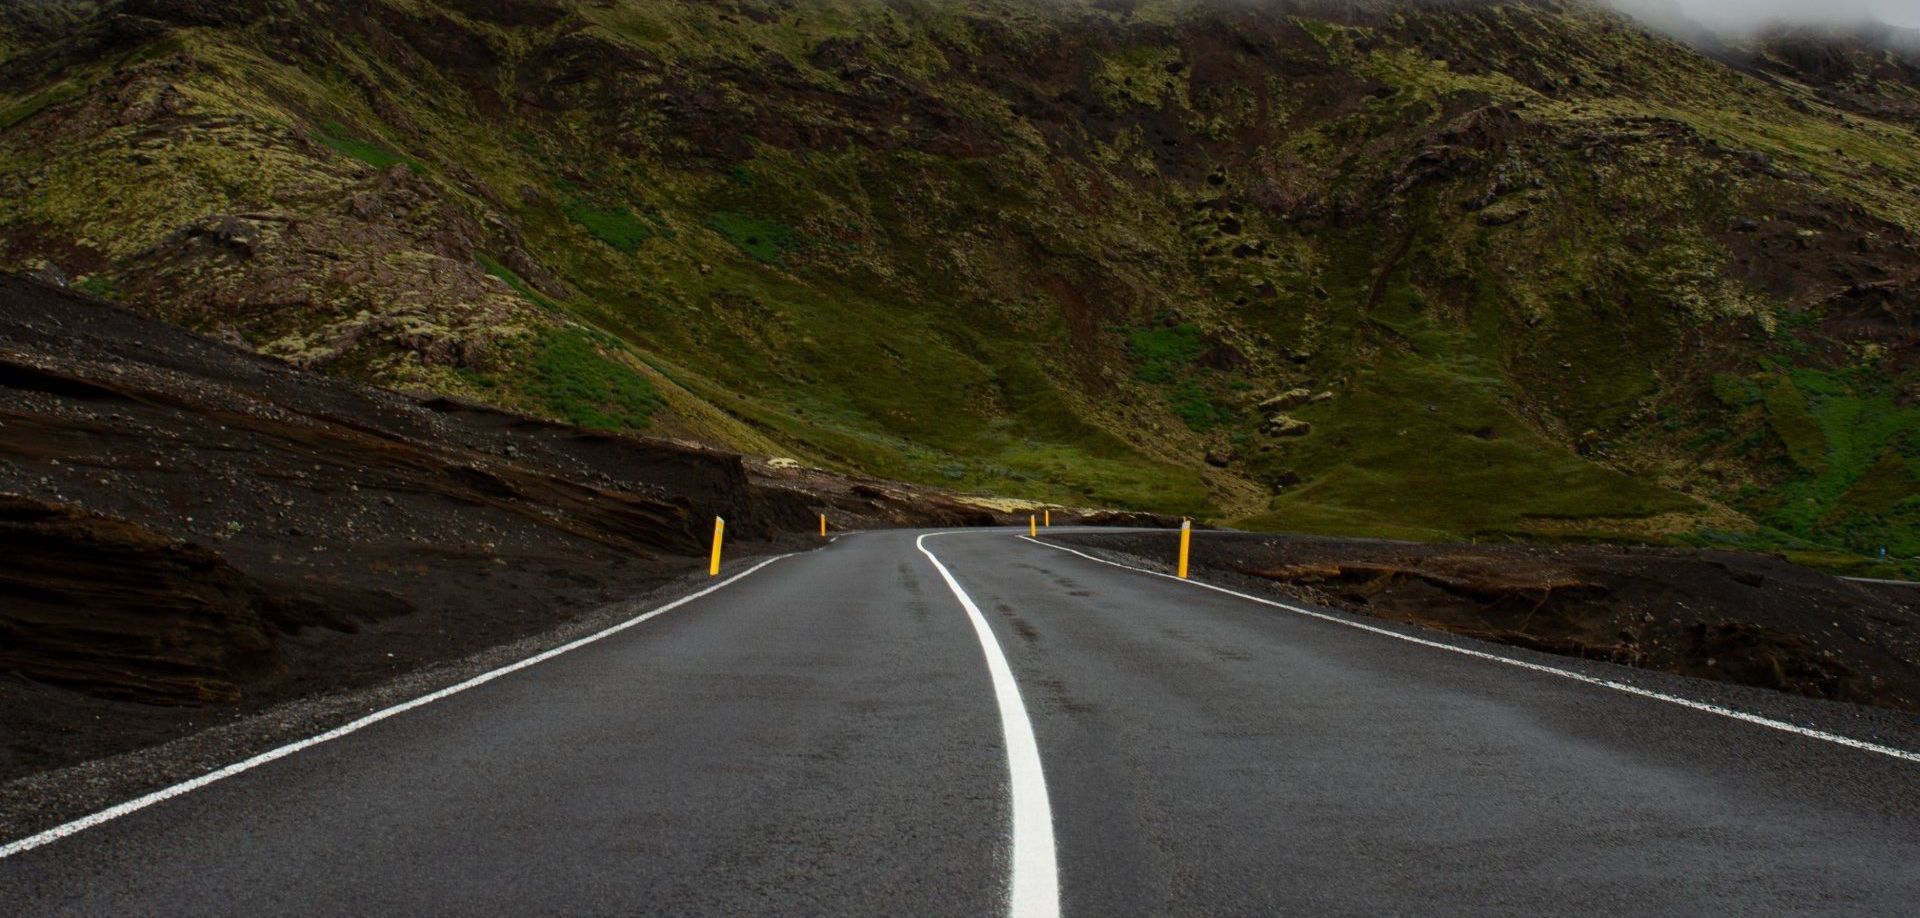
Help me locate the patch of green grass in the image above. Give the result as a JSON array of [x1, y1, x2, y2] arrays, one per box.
[[1238, 341, 1697, 540], [315, 121, 424, 173], [73, 274, 119, 299], [0, 82, 82, 130], [477, 253, 559, 311], [1777, 547, 1920, 581], [707, 212, 796, 263], [524, 326, 665, 431], [1126, 321, 1203, 383], [1172, 382, 1232, 431], [1119, 320, 1234, 432], [995, 440, 1214, 514], [1751, 367, 1920, 557], [1763, 373, 1827, 472], [1712, 372, 1759, 407], [565, 201, 652, 253]]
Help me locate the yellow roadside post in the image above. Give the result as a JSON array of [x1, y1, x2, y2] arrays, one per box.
[[820, 513, 827, 538], [709, 516, 725, 576], [1044, 509, 1051, 527], [1177, 518, 1192, 579], [1029, 514, 1037, 537]]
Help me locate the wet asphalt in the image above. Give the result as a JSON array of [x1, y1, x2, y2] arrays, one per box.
[[2, 527, 1917, 916]]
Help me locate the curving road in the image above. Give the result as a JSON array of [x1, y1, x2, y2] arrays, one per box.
[[3, 528, 1918, 916]]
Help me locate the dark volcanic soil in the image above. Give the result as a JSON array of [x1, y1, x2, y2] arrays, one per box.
[[1053, 530, 1920, 714], [0, 274, 1028, 780]]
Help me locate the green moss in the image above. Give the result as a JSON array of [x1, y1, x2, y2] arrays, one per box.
[[1763, 374, 1827, 472], [523, 326, 665, 431], [315, 120, 423, 173], [706, 212, 796, 263], [1239, 342, 1698, 540], [1739, 367, 1920, 558], [73, 274, 119, 299], [477, 254, 559, 311], [0, 82, 82, 130], [1172, 382, 1232, 431], [1094, 46, 1189, 110], [565, 201, 653, 253], [1712, 372, 1759, 407], [1127, 322, 1203, 384]]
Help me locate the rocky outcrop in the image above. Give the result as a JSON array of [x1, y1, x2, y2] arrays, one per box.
[[1258, 388, 1330, 438], [1262, 414, 1312, 438], [1258, 388, 1313, 413]]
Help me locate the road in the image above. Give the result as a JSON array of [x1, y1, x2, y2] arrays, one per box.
[[3, 527, 1919, 916]]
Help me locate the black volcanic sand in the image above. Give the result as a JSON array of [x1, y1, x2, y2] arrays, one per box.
[[0, 275, 1011, 780], [1051, 530, 1920, 714]]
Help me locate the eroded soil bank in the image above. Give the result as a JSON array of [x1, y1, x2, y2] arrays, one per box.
[[0, 275, 1045, 779], [1051, 530, 1920, 714]]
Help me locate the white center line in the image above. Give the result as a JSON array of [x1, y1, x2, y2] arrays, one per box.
[[1024, 535, 1920, 765], [917, 533, 1061, 918], [0, 554, 794, 861]]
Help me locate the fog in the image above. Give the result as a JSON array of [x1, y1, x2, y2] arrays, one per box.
[[1606, 0, 1920, 32]]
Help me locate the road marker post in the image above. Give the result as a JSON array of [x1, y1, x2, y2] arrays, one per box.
[[709, 516, 725, 576], [1177, 518, 1191, 579], [1044, 509, 1051, 527], [820, 513, 827, 538], [1029, 514, 1037, 537]]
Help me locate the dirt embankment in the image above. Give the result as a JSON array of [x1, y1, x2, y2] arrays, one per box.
[[1052, 530, 1920, 714], [0, 275, 1025, 779]]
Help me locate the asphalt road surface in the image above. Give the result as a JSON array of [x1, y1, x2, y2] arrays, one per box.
[[3, 528, 1918, 916]]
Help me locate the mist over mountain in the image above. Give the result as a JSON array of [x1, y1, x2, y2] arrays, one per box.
[[1608, 0, 1920, 42]]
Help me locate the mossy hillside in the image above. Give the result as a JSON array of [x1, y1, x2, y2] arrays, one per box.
[[489, 140, 1220, 510], [1244, 338, 1700, 541], [1238, 215, 1701, 541], [4, 0, 1920, 554], [478, 131, 1234, 511]]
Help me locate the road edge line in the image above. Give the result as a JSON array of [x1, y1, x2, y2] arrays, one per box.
[[918, 533, 1061, 918], [0, 553, 795, 861], [1022, 536, 1920, 765]]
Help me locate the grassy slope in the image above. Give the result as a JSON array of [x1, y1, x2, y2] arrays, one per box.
[[1, 0, 1917, 571]]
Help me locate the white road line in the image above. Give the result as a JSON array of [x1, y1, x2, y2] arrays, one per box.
[[1843, 575, 1920, 588], [0, 554, 794, 861], [917, 533, 1060, 918], [1023, 536, 1920, 765]]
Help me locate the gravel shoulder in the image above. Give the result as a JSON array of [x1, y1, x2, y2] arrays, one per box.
[[1045, 529, 1920, 734]]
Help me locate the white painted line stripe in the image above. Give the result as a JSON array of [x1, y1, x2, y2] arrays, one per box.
[[1022, 536, 1920, 765], [1843, 575, 1920, 588], [918, 533, 1060, 918], [0, 554, 794, 861]]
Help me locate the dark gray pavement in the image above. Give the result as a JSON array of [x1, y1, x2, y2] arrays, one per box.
[[3, 527, 1917, 916]]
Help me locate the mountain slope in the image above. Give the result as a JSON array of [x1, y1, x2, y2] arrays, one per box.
[[2, 0, 1917, 569]]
